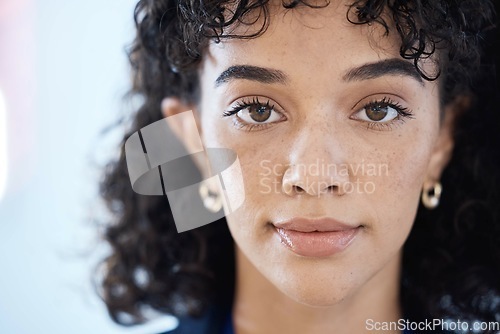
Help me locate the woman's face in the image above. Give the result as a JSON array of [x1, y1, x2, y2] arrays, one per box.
[[194, 1, 450, 306]]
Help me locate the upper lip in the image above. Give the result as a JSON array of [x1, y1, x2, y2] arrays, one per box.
[[273, 217, 360, 233]]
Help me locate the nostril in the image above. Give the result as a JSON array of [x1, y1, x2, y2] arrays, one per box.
[[293, 185, 305, 194], [326, 185, 338, 193]]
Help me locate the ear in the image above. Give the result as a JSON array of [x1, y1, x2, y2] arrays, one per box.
[[424, 96, 469, 183], [161, 97, 201, 150], [161, 97, 211, 178]]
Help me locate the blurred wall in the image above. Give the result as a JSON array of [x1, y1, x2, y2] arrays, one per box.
[[0, 1, 177, 333]]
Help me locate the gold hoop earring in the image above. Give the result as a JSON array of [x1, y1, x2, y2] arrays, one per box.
[[421, 181, 442, 209], [199, 180, 222, 213]]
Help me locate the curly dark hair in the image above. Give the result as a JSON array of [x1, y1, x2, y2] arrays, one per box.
[[96, 0, 500, 329]]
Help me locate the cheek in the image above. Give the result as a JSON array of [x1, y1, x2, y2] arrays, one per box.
[[357, 131, 436, 252], [200, 116, 266, 228], [221, 146, 277, 230], [375, 143, 430, 207], [390, 129, 437, 207]]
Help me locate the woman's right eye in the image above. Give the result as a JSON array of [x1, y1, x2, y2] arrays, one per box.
[[237, 104, 283, 124], [223, 97, 286, 129]]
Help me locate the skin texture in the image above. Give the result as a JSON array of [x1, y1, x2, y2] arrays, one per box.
[[163, 1, 456, 332]]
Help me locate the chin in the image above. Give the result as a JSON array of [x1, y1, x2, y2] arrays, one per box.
[[285, 285, 353, 308], [274, 271, 358, 308]]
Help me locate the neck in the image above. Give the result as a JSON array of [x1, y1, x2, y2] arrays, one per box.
[[232, 247, 403, 334]]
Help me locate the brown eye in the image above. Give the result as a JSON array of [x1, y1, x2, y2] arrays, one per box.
[[233, 100, 284, 125], [365, 104, 389, 121], [248, 105, 272, 122], [354, 102, 399, 123], [350, 97, 414, 131]]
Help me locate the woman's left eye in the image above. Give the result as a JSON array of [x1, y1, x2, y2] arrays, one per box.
[[352, 98, 413, 125]]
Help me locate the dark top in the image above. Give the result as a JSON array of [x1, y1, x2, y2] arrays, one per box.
[[160, 305, 229, 334], [159, 306, 453, 334]]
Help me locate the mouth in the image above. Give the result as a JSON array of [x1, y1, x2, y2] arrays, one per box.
[[272, 217, 362, 257]]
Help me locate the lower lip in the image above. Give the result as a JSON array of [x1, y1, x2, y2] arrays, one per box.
[[274, 227, 360, 257]]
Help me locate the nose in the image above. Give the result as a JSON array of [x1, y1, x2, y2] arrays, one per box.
[[281, 130, 351, 198], [282, 161, 349, 197]]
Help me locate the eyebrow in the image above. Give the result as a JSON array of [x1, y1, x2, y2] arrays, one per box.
[[215, 65, 288, 87], [343, 58, 424, 85]]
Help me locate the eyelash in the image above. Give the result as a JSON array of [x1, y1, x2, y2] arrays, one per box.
[[222, 96, 414, 131], [223, 97, 274, 117], [222, 97, 283, 131], [358, 97, 414, 131]]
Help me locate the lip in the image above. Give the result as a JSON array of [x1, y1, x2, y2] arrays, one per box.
[[272, 217, 361, 257]]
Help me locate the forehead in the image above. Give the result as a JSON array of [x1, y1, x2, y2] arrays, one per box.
[[202, 1, 403, 78]]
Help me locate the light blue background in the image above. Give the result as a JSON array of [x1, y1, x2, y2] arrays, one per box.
[[0, 1, 177, 333]]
